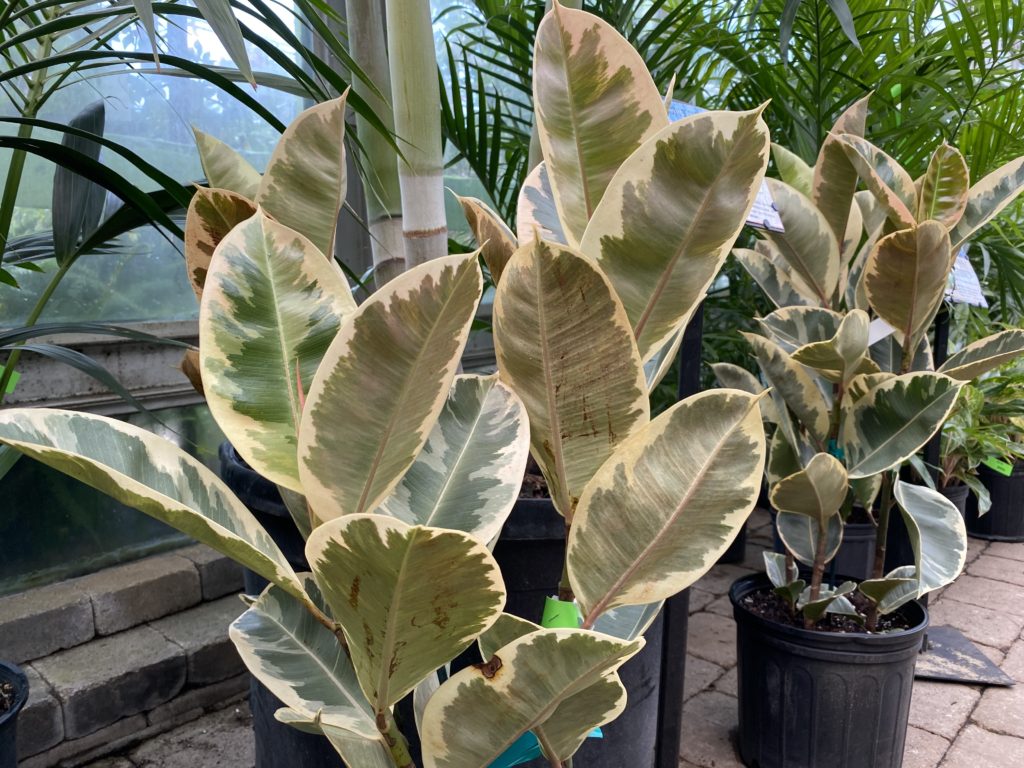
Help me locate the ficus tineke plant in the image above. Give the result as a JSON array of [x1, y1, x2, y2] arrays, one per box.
[[721, 94, 1024, 629], [0, 6, 778, 768]]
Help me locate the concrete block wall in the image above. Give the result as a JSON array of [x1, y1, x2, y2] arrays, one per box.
[[0, 545, 250, 767]]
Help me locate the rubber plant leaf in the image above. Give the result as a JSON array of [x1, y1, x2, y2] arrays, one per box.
[[950, 156, 1024, 248], [858, 565, 916, 610], [421, 629, 642, 768], [299, 252, 482, 523], [306, 514, 505, 711], [769, 452, 848, 524], [479, 614, 541, 661], [200, 210, 356, 492], [710, 362, 764, 395], [764, 551, 799, 588], [841, 372, 963, 479], [493, 239, 649, 521], [457, 195, 517, 284], [864, 221, 951, 360], [836, 134, 917, 228], [257, 94, 349, 259], [742, 332, 831, 444], [568, 390, 765, 622], [885, 481, 968, 612], [790, 309, 878, 384], [732, 246, 817, 309], [516, 162, 567, 245], [812, 94, 869, 247], [772, 142, 813, 198], [274, 712, 393, 767], [643, 321, 687, 392], [917, 144, 969, 227], [776, 510, 843, 568], [533, 3, 668, 246], [582, 107, 770, 363], [591, 601, 664, 641], [376, 374, 530, 545], [762, 179, 841, 306], [938, 329, 1024, 381], [183, 186, 257, 300], [193, 128, 261, 199], [758, 305, 844, 352], [0, 408, 305, 599], [230, 577, 380, 739]]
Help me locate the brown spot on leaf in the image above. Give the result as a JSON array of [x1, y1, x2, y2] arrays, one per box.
[[349, 576, 360, 608], [473, 655, 503, 679]]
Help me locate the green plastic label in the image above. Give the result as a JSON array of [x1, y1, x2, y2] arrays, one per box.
[[541, 596, 580, 628], [982, 457, 1015, 477], [1, 368, 19, 395]]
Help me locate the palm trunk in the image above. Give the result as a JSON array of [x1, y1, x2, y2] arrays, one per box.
[[346, 0, 405, 285], [385, 0, 447, 268]]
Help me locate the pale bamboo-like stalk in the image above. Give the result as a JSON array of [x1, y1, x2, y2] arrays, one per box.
[[346, 0, 405, 285], [385, 0, 447, 268]]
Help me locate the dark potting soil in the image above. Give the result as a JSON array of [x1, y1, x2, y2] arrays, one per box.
[[518, 458, 550, 499], [741, 586, 912, 634], [0, 679, 14, 714]]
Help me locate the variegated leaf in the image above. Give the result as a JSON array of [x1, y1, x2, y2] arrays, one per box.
[[759, 305, 844, 352], [479, 614, 540, 660], [376, 374, 530, 544], [193, 127, 261, 199], [767, 429, 802, 486], [643, 321, 686, 391], [763, 179, 841, 306], [200, 210, 355, 491], [591, 601, 664, 641], [457, 195, 517, 284], [183, 186, 256, 300], [887, 480, 968, 611], [0, 408, 305, 598], [306, 514, 505, 711], [841, 372, 963, 478], [711, 362, 763, 395], [533, 3, 668, 245], [918, 144, 969, 227], [790, 309, 877, 384], [776, 510, 842, 568], [865, 221, 951, 359], [257, 94, 348, 258], [492, 239, 649, 520], [938, 329, 1024, 381], [733, 246, 817, 309], [836, 134, 917, 228], [582, 108, 770, 362], [951, 156, 1024, 248], [813, 94, 870, 246], [764, 551, 799, 588], [870, 332, 933, 374], [516, 162, 567, 245], [770, 452, 847, 525], [299, 253, 483, 523], [772, 143, 813, 197], [230, 577, 377, 737], [743, 332, 831, 443], [568, 390, 764, 621], [422, 629, 642, 768], [859, 565, 917, 610], [322, 724, 394, 768]]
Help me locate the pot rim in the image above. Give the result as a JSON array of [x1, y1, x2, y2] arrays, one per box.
[[729, 572, 928, 650], [0, 660, 29, 727]]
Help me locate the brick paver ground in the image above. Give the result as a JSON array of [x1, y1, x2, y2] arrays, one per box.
[[84, 508, 1024, 767]]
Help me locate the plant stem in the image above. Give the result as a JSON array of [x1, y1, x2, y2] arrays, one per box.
[[378, 709, 416, 768], [558, 521, 575, 602], [384, 0, 447, 269], [536, 728, 564, 768], [866, 473, 895, 630], [804, 514, 830, 629]]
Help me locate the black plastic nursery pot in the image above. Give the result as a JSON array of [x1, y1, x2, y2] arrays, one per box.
[[729, 573, 927, 768], [939, 483, 970, 516], [0, 660, 28, 768], [965, 463, 1024, 541], [221, 446, 670, 768], [771, 510, 876, 581]]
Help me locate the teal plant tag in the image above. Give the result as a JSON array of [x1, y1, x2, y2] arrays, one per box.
[[982, 457, 1014, 477]]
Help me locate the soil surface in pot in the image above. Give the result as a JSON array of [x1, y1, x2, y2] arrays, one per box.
[[0, 679, 14, 714], [518, 458, 550, 499], [740, 586, 911, 633]]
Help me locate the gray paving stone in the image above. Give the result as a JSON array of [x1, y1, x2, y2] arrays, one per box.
[[928, 597, 1024, 649], [683, 655, 724, 701], [908, 680, 982, 740], [939, 724, 1024, 767], [145, 674, 248, 728], [17, 664, 63, 759], [177, 545, 243, 601], [903, 726, 950, 768], [999, 640, 1024, 682], [687, 611, 737, 668], [985, 542, 1024, 563], [0, 581, 94, 664], [687, 588, 716, 614], [150, 597, 245, 686], [710, 666, 738, 697], [77, 554, 202, 636], [705, 594, 733, 618], [20, 715, 147, 768], [130, 703, 254, 768], [965, 537, 988, 565], [971, 682, 1024, 738], [82, 759, 136, 768], [693, 563, 757, 597], [942, 575, 1024, 618], [968, 554, 1024, 587], [33, 625, 186, 739], [679, 691, 742, 768]]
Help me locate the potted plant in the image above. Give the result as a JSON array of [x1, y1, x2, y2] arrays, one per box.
[[0, 10, 775, 768], [0, 660, 28, 768], [963, 364, 1024, 539], [729, 96, 1024, 768]]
